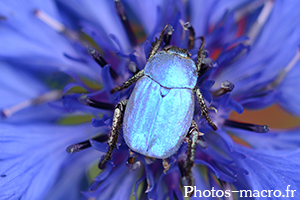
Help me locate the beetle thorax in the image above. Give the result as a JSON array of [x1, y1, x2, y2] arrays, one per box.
[[144, 50, 198, 89]]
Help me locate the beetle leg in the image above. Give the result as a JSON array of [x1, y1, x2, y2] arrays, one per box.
[[194, 86, 217, 131], [111, 70, 144, 93], [208, 106, 218, 113], [197, 135, 209, 149], [181, 120, 199, 196], [99, 99, 128, 169], [162, 159, 171, 174], [127, 149, 137, 164], [187, 25, 195, 51], [188, 121, 209, 149], [181, 21, 195, 51], [111, 24, 168, 94], [126, 149, 142, 171], [148, 24, 168, 60], [163, 25, 174, 47], [127, 149, 139, 168], [196, 37, 206, 72]]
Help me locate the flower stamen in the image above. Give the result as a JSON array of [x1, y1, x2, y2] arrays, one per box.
[[224, 119, 269, 133], [78, 95, 115, 110], [1, 90, 61, 118], [66, 134, 108, 153], [88, 47, 118, 79], [234, 0, 265, 22], [114, 0, 137, 46], [33, 9, 79, 41], [212, 81, 235, 98], [265, 47, 300, 90], [33, 9, 65, 32], [245, 0, 274, 45]]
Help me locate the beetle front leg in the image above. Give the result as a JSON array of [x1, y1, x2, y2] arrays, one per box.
[[148, 24, 168, 60], [111, 24, 168, 93], [181, 22, 195, 51], [99, 99, 128, 169], [111, 70, 144, 93], [196, 37, 206, 72], [194, 86, 217, 131]]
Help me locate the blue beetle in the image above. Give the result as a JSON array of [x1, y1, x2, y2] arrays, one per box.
[[124, 47, 200, 159], [99, 25, 217, 178]]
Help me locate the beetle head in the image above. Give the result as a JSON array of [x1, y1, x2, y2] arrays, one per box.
[[163, 46, 192, 58]]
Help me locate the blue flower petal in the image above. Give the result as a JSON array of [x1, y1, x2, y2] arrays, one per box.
[[0, 62, 48, 108], [0, 1, 98, 80], [54, 0, 131, 51], [229, 127, 300, 150], [43, 149, 99, 200], [235, 145, 300, 198], [89, 139, 107, 153], [278, 60, 300, 117], [214, 0, 300, 108], [122, 0, 166, 35], [189, 0, 249, 36], [0, 123, 97, 200], [191, 168, 216, 200]]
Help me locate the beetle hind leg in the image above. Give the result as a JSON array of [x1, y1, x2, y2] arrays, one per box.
[[180, 121, 200, 195], [99, 100, 128, 169]]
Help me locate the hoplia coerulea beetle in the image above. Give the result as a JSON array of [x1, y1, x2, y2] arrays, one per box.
[[99, 25, 217, 184]]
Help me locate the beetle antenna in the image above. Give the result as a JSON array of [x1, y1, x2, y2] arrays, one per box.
[[148, 24, 169, 60], [196, 37, 206, 72]]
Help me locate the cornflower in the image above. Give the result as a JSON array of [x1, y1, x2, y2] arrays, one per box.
[[1, 1, 300, 200]]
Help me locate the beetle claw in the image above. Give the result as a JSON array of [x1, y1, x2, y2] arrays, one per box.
[[110, 87, 120, 94], [99, 156, 108, 169]]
